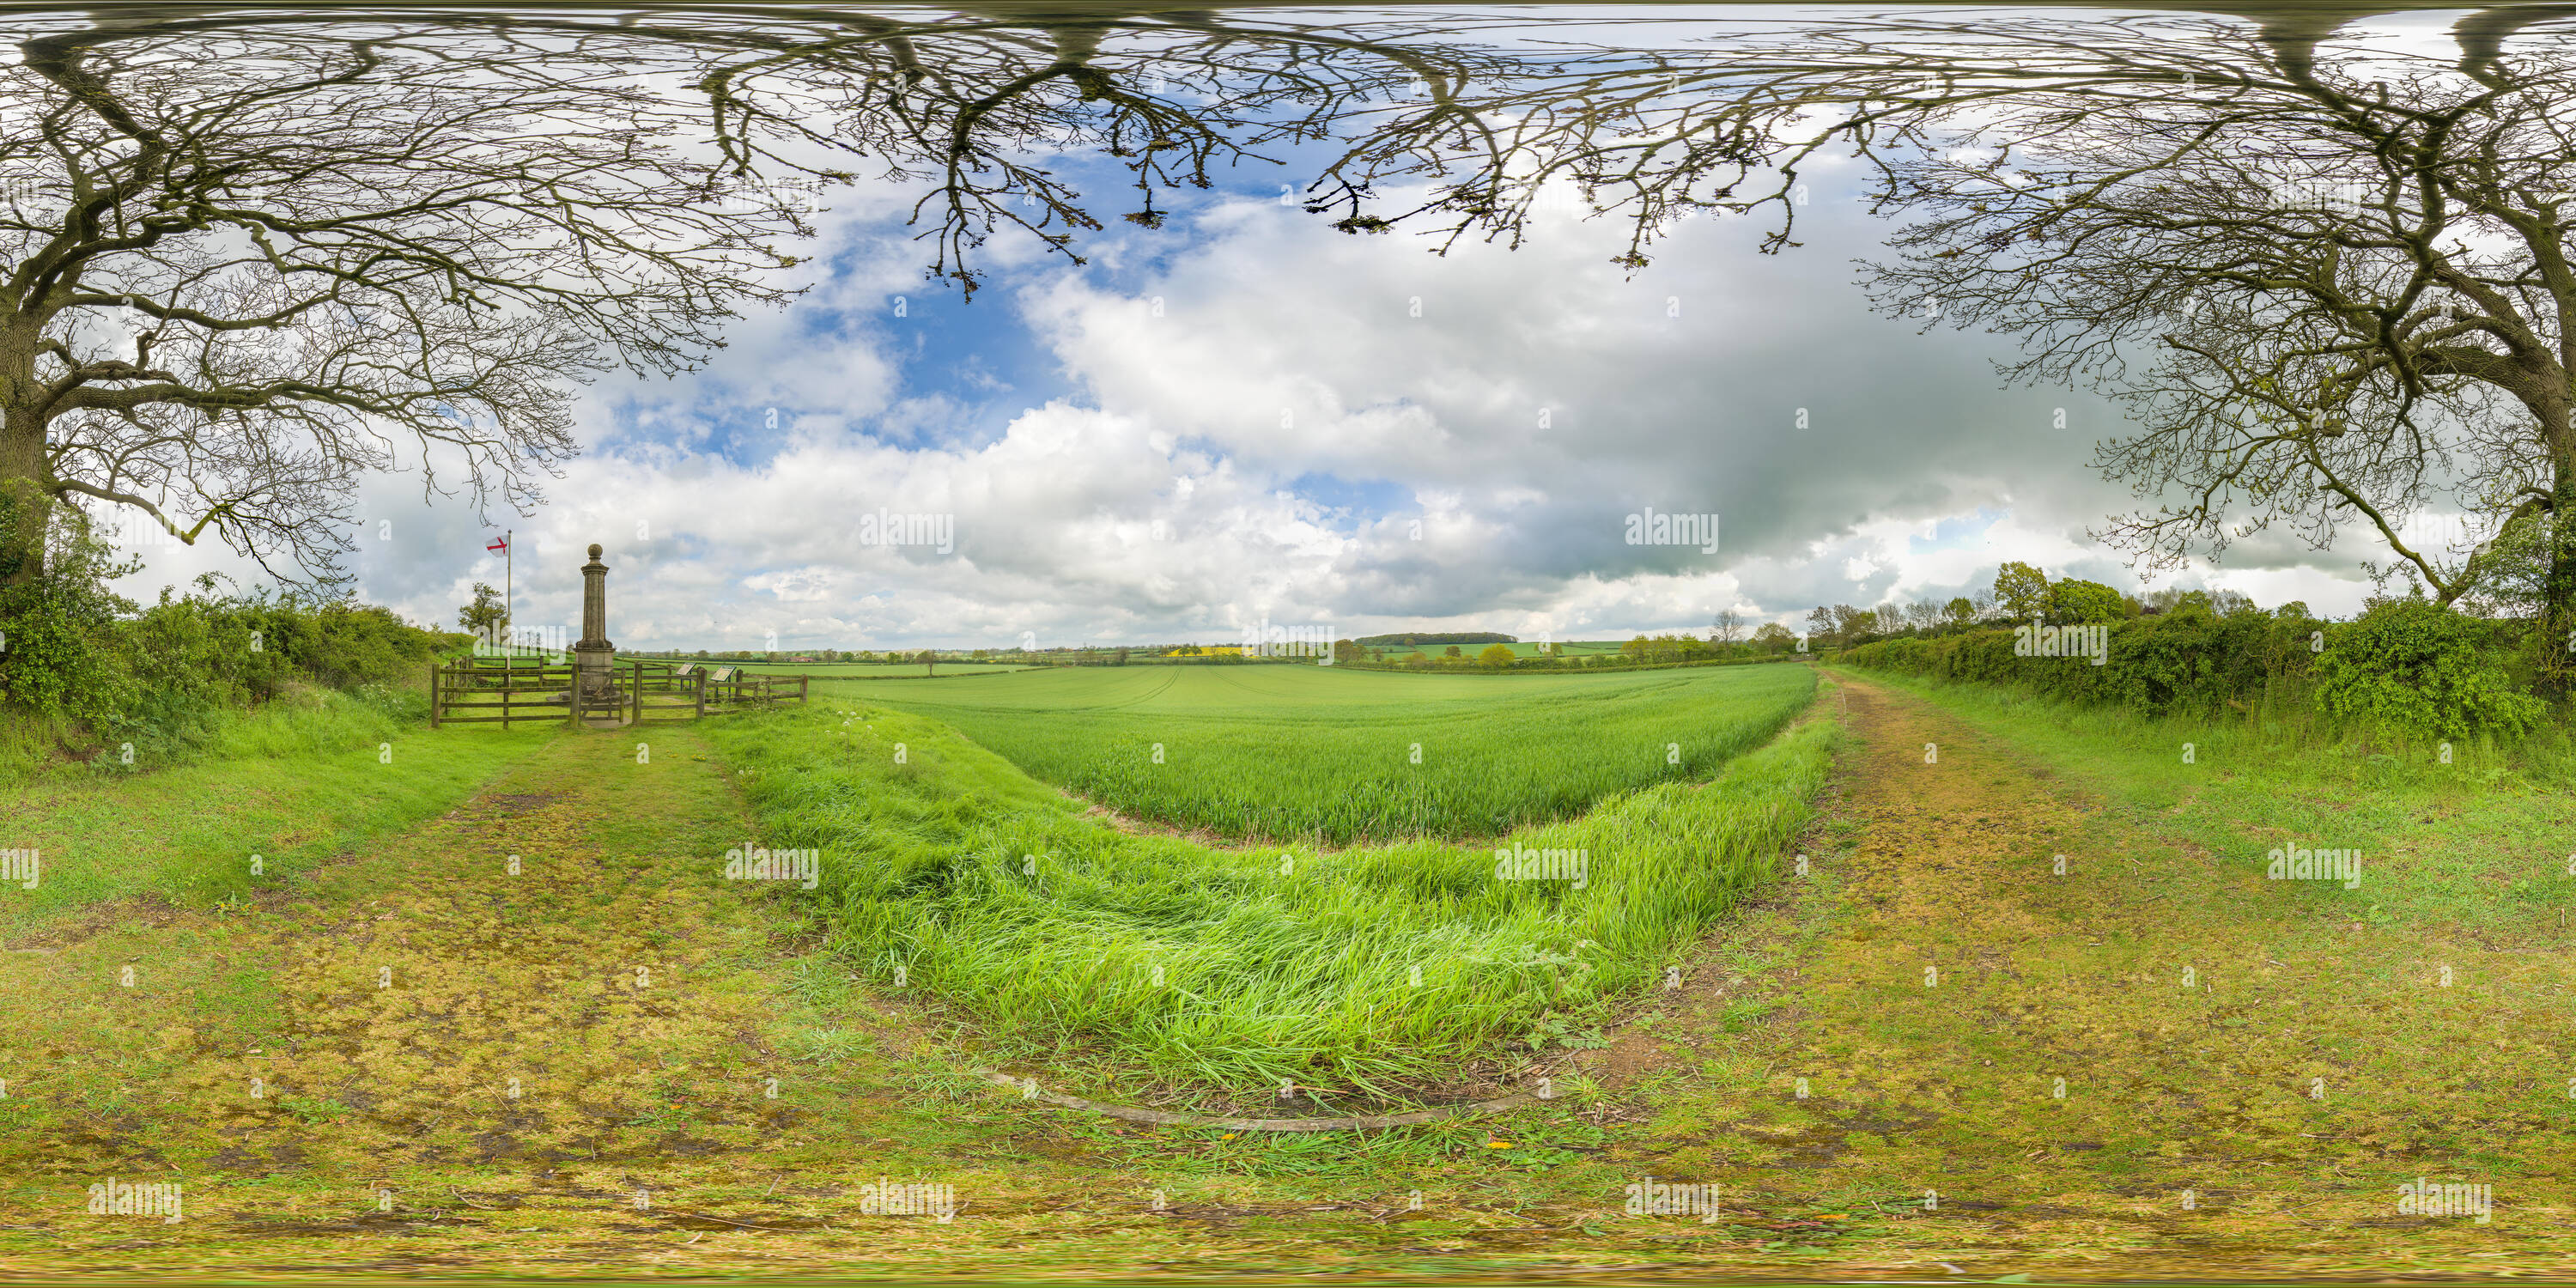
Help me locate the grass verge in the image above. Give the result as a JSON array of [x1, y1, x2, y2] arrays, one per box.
[[0, 684, 550, 922], [1820, 668, 2576, 933]]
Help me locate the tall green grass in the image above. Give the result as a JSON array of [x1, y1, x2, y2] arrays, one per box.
[[697, 675, 1836, 1094], [835, 664, 1819, 844]]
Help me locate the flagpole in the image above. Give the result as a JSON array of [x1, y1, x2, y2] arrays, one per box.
[[505, 529, 513, 659]]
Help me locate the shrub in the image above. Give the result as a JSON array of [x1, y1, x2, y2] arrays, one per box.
[[2312, 599, 2544, 739], [0, 581, 136, 726], [0, 519, 141, 726]]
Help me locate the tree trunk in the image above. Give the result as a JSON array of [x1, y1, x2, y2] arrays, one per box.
[[2543, 453, 2576, 700], [0, 323, 49, 588]]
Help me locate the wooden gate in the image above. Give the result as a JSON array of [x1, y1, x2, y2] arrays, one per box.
[[430, 658, 808, 729]]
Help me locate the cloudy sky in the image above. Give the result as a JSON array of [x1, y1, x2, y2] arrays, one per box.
[[114, 9, 2415, 650]]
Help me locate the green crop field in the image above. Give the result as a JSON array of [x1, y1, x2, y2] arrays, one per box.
[[697, 664, 1832, 1092], [823, 662, 1817, 844], [617, 657, 1032, 678]]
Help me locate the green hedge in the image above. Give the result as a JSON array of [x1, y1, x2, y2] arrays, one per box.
[[1, 572, 449, 764], [1836, 600, 2543, 738]]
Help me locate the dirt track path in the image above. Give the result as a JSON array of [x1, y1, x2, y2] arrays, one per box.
[[2, 727, 804, 1188], [1624, 671, 2576, 1276], [218, 728, 789, 1170]]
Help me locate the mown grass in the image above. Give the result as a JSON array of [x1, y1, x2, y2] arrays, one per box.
[[696, 668, 1835, 1094], [0, 683, 544, 921], [836, 663, 1819, 844]]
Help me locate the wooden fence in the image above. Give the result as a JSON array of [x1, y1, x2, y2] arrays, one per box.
[[429, 657, 810, 729]]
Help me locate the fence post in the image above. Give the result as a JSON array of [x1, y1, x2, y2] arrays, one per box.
[[695, 670, 706, 720], [631, 659, 641, 726], [429, 663, 440, 729]]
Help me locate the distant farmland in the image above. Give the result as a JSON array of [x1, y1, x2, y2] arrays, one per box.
[[617, 657, 1033, 678]]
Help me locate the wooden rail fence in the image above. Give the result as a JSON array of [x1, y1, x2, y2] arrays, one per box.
[[429, 658, 811, 730]]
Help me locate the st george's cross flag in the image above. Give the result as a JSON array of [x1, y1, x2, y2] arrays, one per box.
[[487, 535, 508, 556]]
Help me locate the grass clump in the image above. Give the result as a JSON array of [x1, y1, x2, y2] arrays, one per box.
[[699, 671, 1835, 1094]]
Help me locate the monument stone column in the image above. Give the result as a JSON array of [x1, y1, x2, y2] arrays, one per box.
[[573, 543, 616, 714]]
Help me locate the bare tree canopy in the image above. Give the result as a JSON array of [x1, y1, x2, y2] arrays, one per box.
[[2, 2, 2571, 687], [0, 5, 1692, 586], [0, 16, 852, 585], [1838, 11, 2576, 683]]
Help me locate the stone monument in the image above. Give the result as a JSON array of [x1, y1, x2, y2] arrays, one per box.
[[573, 543, 616, 716]]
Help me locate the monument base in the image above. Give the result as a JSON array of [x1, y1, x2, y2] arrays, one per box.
[[573, 644, 617, 724]]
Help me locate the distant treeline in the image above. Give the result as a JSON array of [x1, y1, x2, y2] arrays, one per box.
[[1354, 632, 1517, 647], [1334, 651, 1804, 676]]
